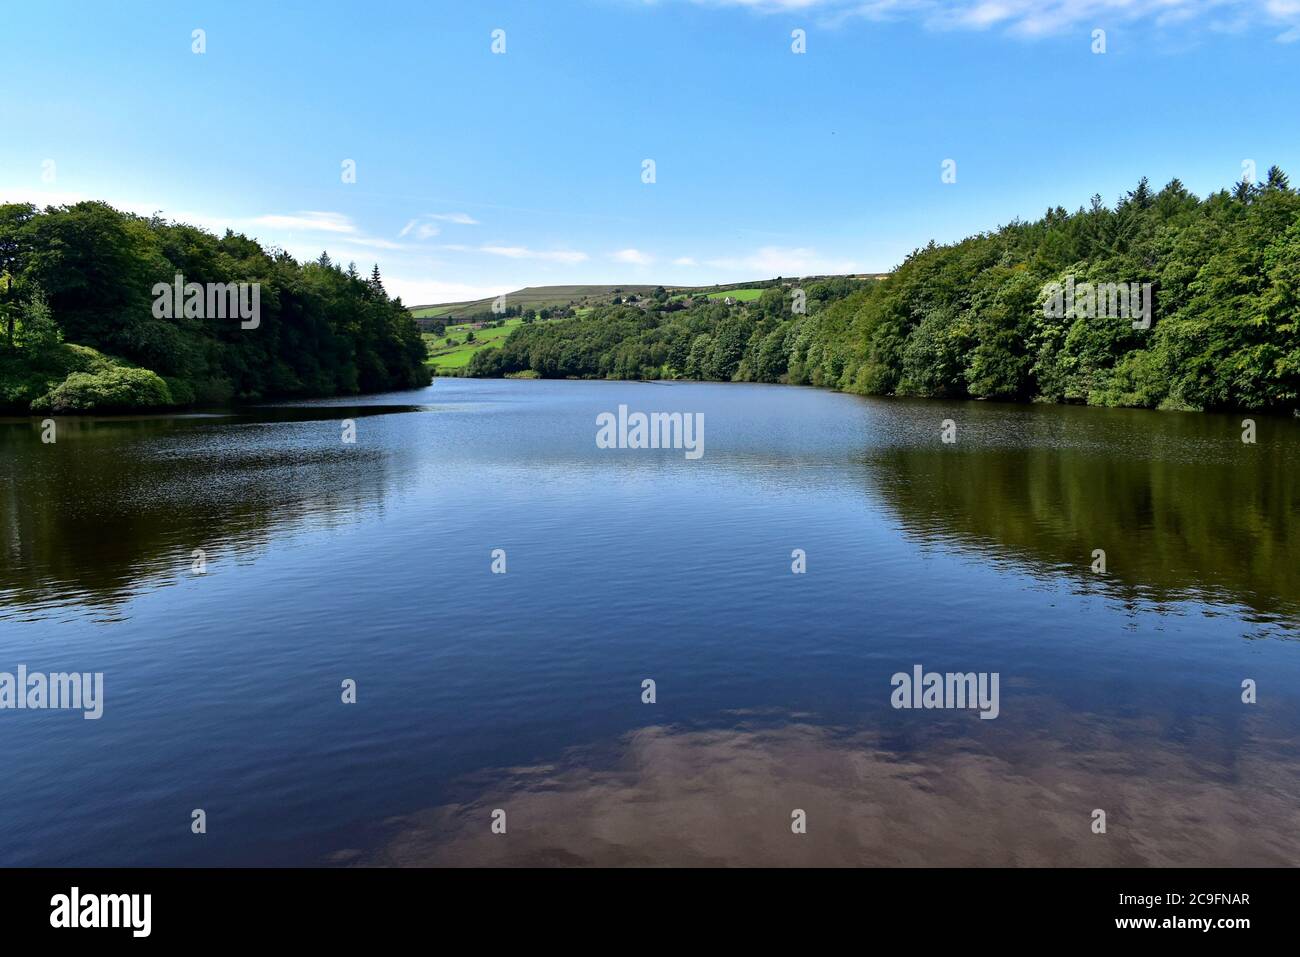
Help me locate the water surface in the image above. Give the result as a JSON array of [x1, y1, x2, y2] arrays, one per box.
[[2, 378, 1297, 866]]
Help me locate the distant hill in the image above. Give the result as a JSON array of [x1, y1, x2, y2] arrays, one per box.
[[408, 276, 889, 319], [409, 285, 661, 319]]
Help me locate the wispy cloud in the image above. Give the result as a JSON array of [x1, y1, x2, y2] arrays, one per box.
[[427, 212, 479, 225], [399, 212, 480, 240], [246, 211, 408, 250], [0, 194, 410, 251], [249, 211, 356, 234], [0, 188, 479, 302], [705, 246, 860, 276], [477, 244, 589, 264], [612, 248, 655, 265], [384, 276, 507, 306], [1269, 0, 1300, 38], [434, 242, 590, 264], [683, 0, 1300, 40], [335, 236, 406, 250], [399, 219, 440, 240]]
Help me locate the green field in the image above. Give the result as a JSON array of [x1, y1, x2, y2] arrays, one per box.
[[705, 287, 764, 301], [423, 318, 522, 370]]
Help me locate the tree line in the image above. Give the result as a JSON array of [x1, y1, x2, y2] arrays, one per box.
[[0, 201, 430, 413], [468, 171, 1300, 414]]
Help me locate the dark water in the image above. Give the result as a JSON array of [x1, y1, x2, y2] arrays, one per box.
[[2, 378, 1298, 866]]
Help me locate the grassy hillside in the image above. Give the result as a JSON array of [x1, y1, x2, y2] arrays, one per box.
[[423, 319, 523, 371], [409, 277, 890, 320], [411, 285, 662, 319]]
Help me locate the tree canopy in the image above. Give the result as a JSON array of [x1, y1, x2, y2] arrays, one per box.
[[469, 171, 1300, 414], [0, 200, 430, 413]]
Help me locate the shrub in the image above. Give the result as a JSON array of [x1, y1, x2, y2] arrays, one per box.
[[33, 366, 175, 413]]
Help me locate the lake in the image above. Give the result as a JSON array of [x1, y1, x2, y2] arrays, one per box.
[[2, 377, 1298, 866]]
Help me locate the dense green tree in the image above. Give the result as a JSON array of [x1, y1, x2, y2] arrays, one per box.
[[0, 200, 430, 413], [464, 171, 1300, 415]]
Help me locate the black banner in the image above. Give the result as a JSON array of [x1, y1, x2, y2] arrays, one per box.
[[0, 867, 1282, 943]]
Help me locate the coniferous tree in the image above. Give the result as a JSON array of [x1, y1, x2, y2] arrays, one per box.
[[1128, 176, 1153, 209]]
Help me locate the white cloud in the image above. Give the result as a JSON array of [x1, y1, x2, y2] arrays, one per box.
[[479, 245, 589, 264], [684, 0, 1300, 40], [0, 192, 413, 253], [425, 241, 591, 264], [427, 212, 479, 225], [693, 0, 833, 9], [399, 218, 441, 239], [0, 190, 862, 296], [0, 187, 100, 208], [242, 211, 409, 252], [249, 211, 356, 234], [957, 2, 1014, 29], [1271, 0, 1300, 37], [705, 245, 860, 276], [398, 212, 478, 240], [612, 248, 655, 265], [336, 236, 406, 250], [0, 188, 239, 235], [383, 276, 508, 306]]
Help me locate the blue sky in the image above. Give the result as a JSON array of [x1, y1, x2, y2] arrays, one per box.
[[2, 0, 1298, 304]]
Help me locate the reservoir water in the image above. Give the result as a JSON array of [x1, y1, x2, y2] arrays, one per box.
[[2, 377, 1297, 865]]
